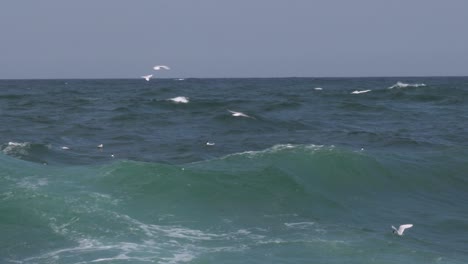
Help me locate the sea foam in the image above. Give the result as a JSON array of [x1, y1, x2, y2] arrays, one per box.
[[388, 81, 426, 89]]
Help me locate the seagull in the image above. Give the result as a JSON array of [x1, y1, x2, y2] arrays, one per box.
[[141, 74, 153, 81], [153, 65, 170, 70], [351, 89, 371, 94], [392, 224, 413, 236], [97, 144, 103, 148], [169, 96, 189, 103], [206, 142, 215, 146], [228, 110, 255, 119], [61, 146, 70, 150], [314, 87, 323, 90]]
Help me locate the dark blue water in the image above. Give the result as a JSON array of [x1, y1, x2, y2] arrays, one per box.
[[1, 77, 467, 263]]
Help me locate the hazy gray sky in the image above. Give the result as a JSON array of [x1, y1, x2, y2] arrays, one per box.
[[1, 0, 467, 79]]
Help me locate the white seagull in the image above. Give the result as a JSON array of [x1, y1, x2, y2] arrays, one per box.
[[153, 65, 170, 70], [141, 74, 153, 81], [141, 74, 153, 82], [97, 144, 103, 149], [228, 110, 255, 119], [169, 96, 189, 104], [351, 89, 371, 94], [392, 224, 413, 236]]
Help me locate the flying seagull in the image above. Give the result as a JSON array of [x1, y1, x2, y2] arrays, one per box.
[[153, 65, 170, 70], [351, 89, 371, 94], [228, 110, 255, 119], [141, 74, 153, 81], [392, 224, 413, 236]]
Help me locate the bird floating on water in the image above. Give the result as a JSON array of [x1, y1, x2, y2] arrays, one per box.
[[228, 110, 255, 119], [392, 224, 413, 236], [97, 144, 103, 148], [169, 96, 189, 104], [141, 74, 153, 81]]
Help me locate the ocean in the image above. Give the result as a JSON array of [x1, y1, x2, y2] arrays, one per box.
[[1, 77, 467, 263]]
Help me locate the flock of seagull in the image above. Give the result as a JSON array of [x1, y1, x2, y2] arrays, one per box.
[[63, 67, 416, 236], [141, 65, 255, 119], [152, 66, 414, 236], [61, 65, 257, 155]]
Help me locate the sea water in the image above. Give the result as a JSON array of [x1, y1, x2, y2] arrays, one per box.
[[1, 77, 467, 263]]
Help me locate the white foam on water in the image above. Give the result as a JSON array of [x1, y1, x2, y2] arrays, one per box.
[[388, 81, 426, 89], [22, 238, 164, 264], [8, 141, 27, 147], [351, 89, 371, 94], [284, 221, 316, 229], [0, 191, 14, 201], [222, 144, 325, 160], [2, 141, 30, 156], [88, 192, 120, 206], [17, 177, 48, 190], [29, 210, 331, 264], [161, 250, 196, 264]]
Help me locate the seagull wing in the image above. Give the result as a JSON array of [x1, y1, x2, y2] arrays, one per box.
[[399, 224, 413, 232], [154, 65, 170, 70], [391, 226, 398, 232], [228, 110, 255, 119]]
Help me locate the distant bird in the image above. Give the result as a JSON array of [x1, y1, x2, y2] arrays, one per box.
[[169, 96, 189, 104], [351, 90, 371, 94], [61, 146, 70, 150], [153, 65, 170, 70], [206, 142, 215, 146], [141, 74, 153, 81], [314, 87, 323, 90], [228, 110, 255, 119], [97, 144, 103, 148], [392, 224, 413, 236]]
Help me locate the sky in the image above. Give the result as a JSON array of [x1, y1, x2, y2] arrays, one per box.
[[1, 0, 467, 79]]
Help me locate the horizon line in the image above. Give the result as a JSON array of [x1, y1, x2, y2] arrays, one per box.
[[1, 75, 467, 81]]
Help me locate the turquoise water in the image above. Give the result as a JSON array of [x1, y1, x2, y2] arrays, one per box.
[[1, 78, 467, 263]]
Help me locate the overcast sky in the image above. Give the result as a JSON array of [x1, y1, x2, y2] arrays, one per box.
[[1, 0, 467, 79]]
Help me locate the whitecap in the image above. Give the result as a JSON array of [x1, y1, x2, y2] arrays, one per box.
[[351, 89, 371, 94], [2, 142, 30, 156], [388, 81, 426, 89], [17, 177, 48, 190], [284, 221, 316, 229], [221, 144, 325, 160]]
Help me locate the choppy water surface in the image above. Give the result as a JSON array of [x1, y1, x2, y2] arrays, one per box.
[[1, 77, 467, 263]]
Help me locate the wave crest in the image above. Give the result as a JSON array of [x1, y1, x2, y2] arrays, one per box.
[[388, 81, 426, 89]]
